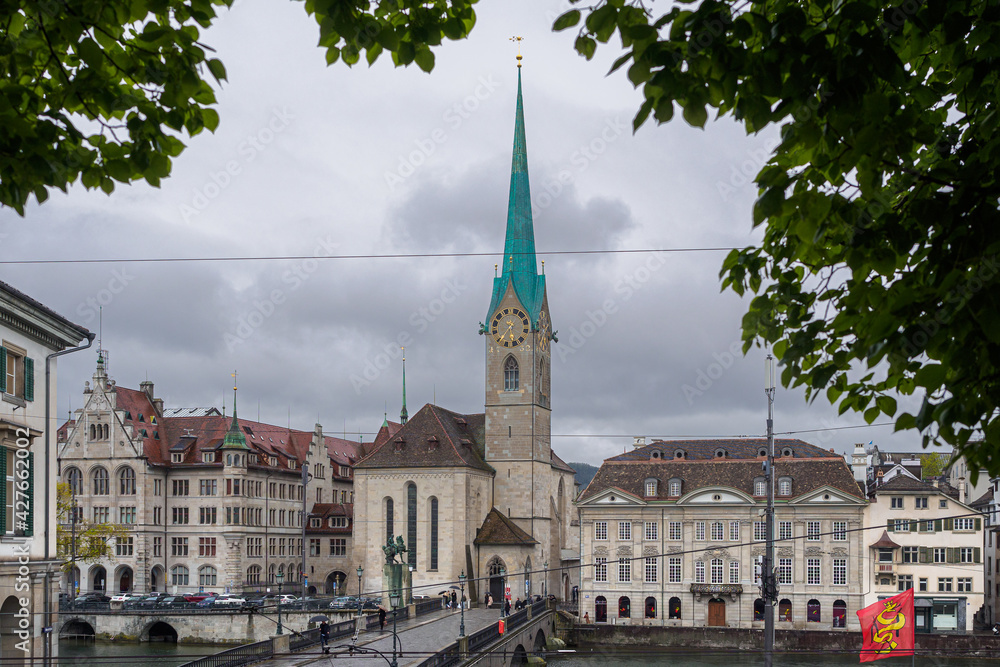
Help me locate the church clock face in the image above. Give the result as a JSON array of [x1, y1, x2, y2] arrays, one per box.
[[538, 311, 551, 353], [491, 308, 530, 348]]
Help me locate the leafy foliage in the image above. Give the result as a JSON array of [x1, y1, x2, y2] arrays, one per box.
[[556, 0, 1000, 475], [0, 0, 478, 214], [56, 482, 129, 574], [918, 452, 948, 479]]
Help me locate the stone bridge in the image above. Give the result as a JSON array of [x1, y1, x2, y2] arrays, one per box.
[[58, 608, 358, 644], [457, 603, 555, 667]]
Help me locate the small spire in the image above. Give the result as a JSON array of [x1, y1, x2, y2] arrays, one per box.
[[222, 371, 248, 451], [510, 36, 523, 68], [400, 348, 408, 425]]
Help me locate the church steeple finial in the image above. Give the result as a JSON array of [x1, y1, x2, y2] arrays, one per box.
[[400, 348, 409, 424], [222, 371, 248, 450]]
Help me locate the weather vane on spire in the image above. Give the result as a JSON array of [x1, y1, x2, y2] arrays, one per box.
[[232, 370, 238, 392], [510, 36, 524, 67]]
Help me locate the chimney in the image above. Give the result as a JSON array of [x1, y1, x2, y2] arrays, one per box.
[[633, 437, 646, 449], [852, 442, 868, 484], [958, 477, 966, 504], [140, 380, 154, 399]]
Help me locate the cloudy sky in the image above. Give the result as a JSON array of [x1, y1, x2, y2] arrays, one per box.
[[1, 0, 926, 465]]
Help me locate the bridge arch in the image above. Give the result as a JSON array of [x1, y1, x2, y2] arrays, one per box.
[[59, 618, 96, 642], [146, 621, 179, 643], [511, 643, 528, 666], [532, 628, 546, 657], [1, 596, 24, 658]]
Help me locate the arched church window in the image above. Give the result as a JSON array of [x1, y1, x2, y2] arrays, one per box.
[[429, 497, 439, 571], [89, 424, 96, 440], [503, 356, 519, 391], [119, 467, 136, 495], [66, 467, 83, 495], [406, 483, 417, 569], [385, 497, 394, 545], [103, 423, 109, 439], [92, 467, 109, 495]]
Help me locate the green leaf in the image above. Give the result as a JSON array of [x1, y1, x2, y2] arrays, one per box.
[[682, 103, 708, 128], [414, 48, 435, 73], [553, 10, 581, 31], [575, 35, 597, 60], [207, 58, 227, 83]]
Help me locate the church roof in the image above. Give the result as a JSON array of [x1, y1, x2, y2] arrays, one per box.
[[354, 404, 491, 472], [550, 450, 575, 474], [474, 507, 538, 546], [486, 68, 547, 324]]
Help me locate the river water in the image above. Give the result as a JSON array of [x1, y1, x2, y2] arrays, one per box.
[[56, 639, 230, 666]]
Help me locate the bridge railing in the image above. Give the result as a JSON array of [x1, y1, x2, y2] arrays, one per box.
[[414, 640, 461, 667], [506, 608, 529, 633], [415, 597, 444, 615], [531, 599, 547, 616], [467, 621, 500, 654], [176, 637, 272, 667]]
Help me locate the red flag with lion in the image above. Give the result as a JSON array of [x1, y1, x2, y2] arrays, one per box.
[[857, 588, 915, 662]]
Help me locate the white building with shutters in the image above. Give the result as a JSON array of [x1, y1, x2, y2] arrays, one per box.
[[863, 471, 985, 633]]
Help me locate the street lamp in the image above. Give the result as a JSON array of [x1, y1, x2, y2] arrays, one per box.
[[275, 570, 284, 635], [543, 562, 548, 599], [356, 565, 364, 619], [498, 567, 506, 618], [458, 571, 466, 637], [389, 589, 402, 667]]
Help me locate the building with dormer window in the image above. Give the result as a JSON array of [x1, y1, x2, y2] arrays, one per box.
[[576, 438, 867, 629]]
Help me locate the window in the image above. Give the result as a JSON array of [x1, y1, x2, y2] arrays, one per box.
[[954, 518, 975, 531], [921, 519, 935, 532], [939, 499, 948, 509], [754, 521, 767, 541], [729, 560, 740, 584], [668, 479, 681, 496], [668, 597, 681, 620], [199, 566, 217, 587], [247, 538, 262, 557], [200, 479, 217, 496], [595, 521, 608, 540], [618, 596, 631, 619], [807, 521, 821, 541], [115, 536, 134, 556], [695, 521, 706, 540], [754, 478, 766, 496], [406, 483, 417, 568], [199, 537, 216, 557], [710, 558, 724, 584], [309, 539, 321, 556], [618, 558, 631, 583], [644, 522, 658, 541], [172, 507, 189, 524], [1, 345, 33, 401], [171, 453, 183, 463], [915, 497, 927, 509], [595, 558, 607, 583], [778, 558, 792, 585], [710, 521, 724, 541], [172, 479, 189, 496], [918, 578, 928, 592], [202, 451, 215, 463], [93, 506, 109, 523], [200, 507, 217, 524], [153, 536, 162, 557], [957, 577, 972, 593], [695, 561, 705, 583], [902, 546, 918, 563], [668, 521, 682, 540], [503, 356, 519, 391], [645, 557, 657, 583], [92, 467, 109, 495], [153, 479, 162, 496], [807, 599, 821, 623], [385, 497, 393, 544], [832, 521, 847, 541], [898, 574, 913, 591], [171, 565, 189, 586], [833, 558, 847, 586], [171, 537, 188, 556], [778, 478, 791, 496], [668, 557, 681, 583], [959, 547, 975, 563], [119, 507, 135, 524], [778, 521, 792, 541], [430, 497, 439, 571], [778, 599, 792, 622], [938, 577, 953, 592], [645, 596, 656, 619], [754, 598, 765, 621], [729, 521, 740, 542], [118, 467, 135, 495], [619, 522, 631, 541], [893, 519, 910, 532], [329, 517, 347, 528], [66, 467, 83, 495], [890, 497, 903, 509], [878, 548, 894, 563], [807, 558, 821, 585], [934, 548, 947, 563], [644, 480, 657, 497], [753, 555, 764, 584]]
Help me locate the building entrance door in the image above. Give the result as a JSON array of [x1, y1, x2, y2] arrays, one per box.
[[707, 598, 726, 626]]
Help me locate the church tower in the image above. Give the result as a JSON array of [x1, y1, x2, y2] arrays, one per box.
[[482, 64, 555, 535]]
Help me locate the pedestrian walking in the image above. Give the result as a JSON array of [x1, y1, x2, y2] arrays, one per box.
[[583, 612, 590, 624], [319, 620, 330, 654], [504, 598, 511, 616], [451, 590, 457, 608], [378, 606, 387, 630]]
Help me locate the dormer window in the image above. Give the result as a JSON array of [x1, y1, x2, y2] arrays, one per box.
[[171, 453, 183, 463], [288, 460, 295, 469], [269, 456, 277, 466], [668, 478, 682, 497], [202, 452, 215, 463], [644, 479, 658, 497], [714, 448, 727, 458], [673, 449, 685, 460], [310, 518, 321, 528], [754, 477, 766, 496], [758, 447, 768, 457], [778, 477, 792, 496], [781, 447, 793, 458], [650, 449, 661, 460]]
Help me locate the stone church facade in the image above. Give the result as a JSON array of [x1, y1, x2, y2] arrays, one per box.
[[354, 67, 579, 607]]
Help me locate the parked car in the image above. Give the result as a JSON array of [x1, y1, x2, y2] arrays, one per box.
[[155, 596, 191, 609], [328, 596, 358, 609], [111, 593, 143, 604], [213, 595, 247, 607], [73, 593, 111, 609], [183, 594, 211, 603], [196, 596, 219, 608]]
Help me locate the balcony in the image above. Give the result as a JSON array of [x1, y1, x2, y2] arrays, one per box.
[[877, 562, 894, 574]]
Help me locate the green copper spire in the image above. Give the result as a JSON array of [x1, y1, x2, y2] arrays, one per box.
[[486, 67, 547, 324], [400, 348, 408, 425], [222, 382, 248, 450]]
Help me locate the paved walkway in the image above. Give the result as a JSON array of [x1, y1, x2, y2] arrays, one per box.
[[263, 607, 505, 667]]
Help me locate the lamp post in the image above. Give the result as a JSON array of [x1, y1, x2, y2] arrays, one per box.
[[275, 571, 284, 635], [356, 565, 364, 619], [543, 561, 548, 600], [458, 571, 466, 637], [389, 589, 401, 667], [498, 567, 506, 618], [300, 462, 310, 599]]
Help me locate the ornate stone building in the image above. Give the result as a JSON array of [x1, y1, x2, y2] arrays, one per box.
[[353, 67, 578, 607], [57, 359, 358, 596], [576, 439, 867, 629]]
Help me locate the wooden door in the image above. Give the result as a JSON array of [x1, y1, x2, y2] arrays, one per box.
[[707, 598, 726, 626]]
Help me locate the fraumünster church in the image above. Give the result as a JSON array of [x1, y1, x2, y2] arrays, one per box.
[[353, 66, 580, 605]]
